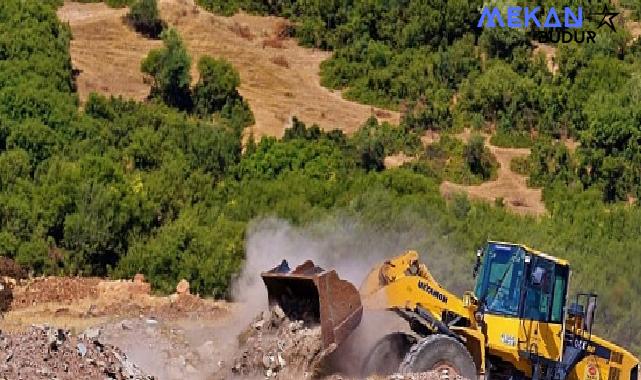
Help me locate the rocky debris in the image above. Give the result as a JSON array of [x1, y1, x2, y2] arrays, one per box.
[[223, 306, 324, 379], [176, 279, 190, 295], [0, 325, 153, 380]]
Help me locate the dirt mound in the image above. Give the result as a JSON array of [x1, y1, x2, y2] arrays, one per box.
[[11, 277, 102, 308], [87, 290, 220, 320], [0, 257, 26, 279], [1, 276, 227, 335], [0, 325, 152, 379]]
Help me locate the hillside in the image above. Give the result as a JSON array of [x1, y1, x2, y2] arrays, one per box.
[[58, 0, 399, 137], [440, 130, 545, 216]]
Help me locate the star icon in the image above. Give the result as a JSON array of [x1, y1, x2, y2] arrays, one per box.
[[591, 5, 620, 32]]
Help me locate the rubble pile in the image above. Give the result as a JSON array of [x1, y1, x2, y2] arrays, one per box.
[[228, 306, 325, 379], [0, 325, 153, 380]]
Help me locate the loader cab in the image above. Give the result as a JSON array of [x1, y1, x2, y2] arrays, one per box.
[[474, 242, 569, 323], [473, 241, 571, 367]]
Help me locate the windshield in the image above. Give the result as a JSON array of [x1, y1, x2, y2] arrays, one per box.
[[475, 243, 525, 316]]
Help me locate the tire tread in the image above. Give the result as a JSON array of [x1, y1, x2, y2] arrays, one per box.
[[399, 334, 477, 379]]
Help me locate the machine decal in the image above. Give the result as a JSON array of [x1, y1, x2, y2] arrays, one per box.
[[584, 362, 600, 380], [417, 281, 448, 303], [501, 333, 517, 347]]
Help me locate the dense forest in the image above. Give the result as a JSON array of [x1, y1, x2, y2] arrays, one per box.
[[0, 0, 640, 355]]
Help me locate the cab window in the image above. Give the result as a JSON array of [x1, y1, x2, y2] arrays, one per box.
[[551, 265, 568, 323], [523, 257, 567, 323], [523, 258, 554, 321], [475, 243, 525, 316]]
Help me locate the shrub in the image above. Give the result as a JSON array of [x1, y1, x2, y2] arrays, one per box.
[[127, 0, 165, 38], [510, 156, 530, 176], [464, 134, 495, 181], [490, 130, 534, 148]]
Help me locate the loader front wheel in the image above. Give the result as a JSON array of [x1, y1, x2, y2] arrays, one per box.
[[361, 333, 415, 376], [400, 334, 477, 379]]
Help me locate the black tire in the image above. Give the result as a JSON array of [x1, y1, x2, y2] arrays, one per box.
[[400, 334, 478, 379], [361, 333, 415, 376]]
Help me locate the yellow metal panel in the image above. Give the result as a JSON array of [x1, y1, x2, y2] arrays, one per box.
[[518, 319, 563, 361], [484, 314, 532, 375]]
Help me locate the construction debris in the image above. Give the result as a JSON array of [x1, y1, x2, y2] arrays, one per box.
[[224, 305, 324, 379], [0, 325, 153, 380]]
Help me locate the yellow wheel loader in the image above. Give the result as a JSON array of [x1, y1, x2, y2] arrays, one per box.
[[261, 241, 640, 380]]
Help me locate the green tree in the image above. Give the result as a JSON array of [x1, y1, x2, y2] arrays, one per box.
[[6, 120, 59, 166], [193, 56, 241, 116], [141, 28, 192, 110]]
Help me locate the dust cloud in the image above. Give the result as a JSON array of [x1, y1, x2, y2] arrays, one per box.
[[234, 215, 473, 308], [227, 216, 473, 377], [233, 216, 424, 312]]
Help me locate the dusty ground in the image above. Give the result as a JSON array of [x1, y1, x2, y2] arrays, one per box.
[[0, 276, 234, 380], [0, 276, 450, 380], [57, 0, 398, 137], [438, 129, 546, 216]]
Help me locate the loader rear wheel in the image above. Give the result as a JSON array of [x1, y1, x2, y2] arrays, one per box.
[[361, 333, 415, 376], [400, 334, 477, 379]]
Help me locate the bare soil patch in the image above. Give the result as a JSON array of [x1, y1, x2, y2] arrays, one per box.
[[57, 2, 162, 102], [532, 42, 558, 74], [439, 130, 545, 216], [57, 0, 399, 137], [384, 152, 415, 168]]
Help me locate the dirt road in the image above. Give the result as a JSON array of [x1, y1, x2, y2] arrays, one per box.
[[57, 0, 399, 137]]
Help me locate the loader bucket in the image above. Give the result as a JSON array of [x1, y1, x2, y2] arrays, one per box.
[[261, 260, 363, 349]]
